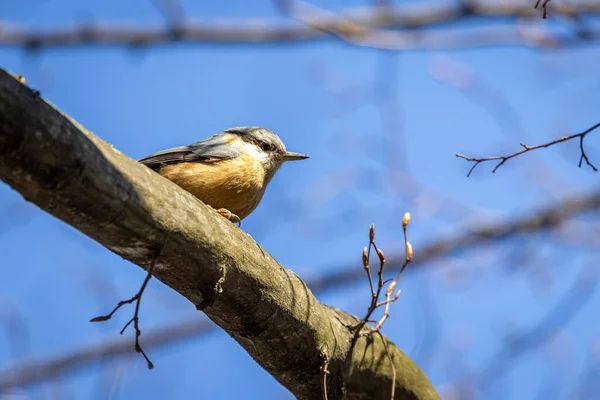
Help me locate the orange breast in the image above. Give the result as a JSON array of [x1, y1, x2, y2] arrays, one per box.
[[157, 155, 267, 220]]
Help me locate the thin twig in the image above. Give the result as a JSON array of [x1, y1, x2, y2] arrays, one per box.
[[320, 354, 329, 400], [362, 228, 376, 298], [392, 216, 412, 290], [373, 218, 411, 331], [90, 242, 168, 369], [373, 285, 394, 331], [457, 122, 600, 177], [351, 214, 412, 342], [534, 0, 551, 19], [376, 331, 396, 400], [128, 262, 154, 369], [352, 225, 388, 335], [345, 223, 403, 393]]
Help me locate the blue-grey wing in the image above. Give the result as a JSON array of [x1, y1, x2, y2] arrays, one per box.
[[138, 134, 241, 169]]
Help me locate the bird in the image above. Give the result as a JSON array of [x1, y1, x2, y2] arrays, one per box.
[[138, 126, 309, 225]]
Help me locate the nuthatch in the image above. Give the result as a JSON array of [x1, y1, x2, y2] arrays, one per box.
[[138, 126, 309, 224]]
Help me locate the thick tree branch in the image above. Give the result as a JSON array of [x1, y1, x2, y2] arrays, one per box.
[[0, 68, 439, 399], [0, 2, 599, 50], [1, 183, 599, 390], [1, 179, 599, 391]]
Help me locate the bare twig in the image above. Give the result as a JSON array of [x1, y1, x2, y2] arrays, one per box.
[[320, 354, 329, 400], [90, 245, 167, 370], [347, 218, 411, 399], [457, 122, 600, 177], [534, 0, 551, 19], [352, 226, 386, 336], [376, 331, 396, 400], [353, 212, 412, 340], [373, 281, 398, 331]]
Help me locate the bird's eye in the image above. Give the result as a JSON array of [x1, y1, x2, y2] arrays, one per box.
[[259, 141, 272, 152]]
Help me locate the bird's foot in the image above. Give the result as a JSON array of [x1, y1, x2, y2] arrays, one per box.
[[215, 207, 241, 227]]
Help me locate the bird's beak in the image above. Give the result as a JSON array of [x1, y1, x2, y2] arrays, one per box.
[[282, 151, 309, 161]]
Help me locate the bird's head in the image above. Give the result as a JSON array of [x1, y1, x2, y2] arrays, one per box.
[[224, 126, 309, 178]]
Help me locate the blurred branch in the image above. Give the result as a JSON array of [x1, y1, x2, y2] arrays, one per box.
[[457, 122, 600, 177], [276, 0, 600, 50], [309, 187, 600, 292], [0, 68, 439, 399], [150, 0, 186, 24], [0, 319, 213, 391], [1, 1, 599, 50], [478, 263, 599, 390], [0, 299, 31, 360]]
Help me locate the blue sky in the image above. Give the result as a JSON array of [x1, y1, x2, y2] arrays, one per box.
[[1, 1, 600, 399]]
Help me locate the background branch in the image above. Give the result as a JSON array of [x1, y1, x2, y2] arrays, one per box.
[[477, 263, 599, 390], [1, 1, 599, 50]]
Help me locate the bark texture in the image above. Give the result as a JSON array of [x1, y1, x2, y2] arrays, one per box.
[[0, 68, 439, 400]]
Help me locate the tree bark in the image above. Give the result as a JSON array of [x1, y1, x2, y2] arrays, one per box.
[[0, 68, 439, 400]]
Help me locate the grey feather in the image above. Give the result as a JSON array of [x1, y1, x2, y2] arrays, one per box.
[[138, 134, 242, 169]]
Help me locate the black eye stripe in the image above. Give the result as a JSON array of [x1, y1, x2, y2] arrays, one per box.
[[260, 141, 272, 151], [229, 130, 279, 153]]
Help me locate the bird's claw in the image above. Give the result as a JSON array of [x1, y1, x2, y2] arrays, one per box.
[[216, 208, 241, 226]]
